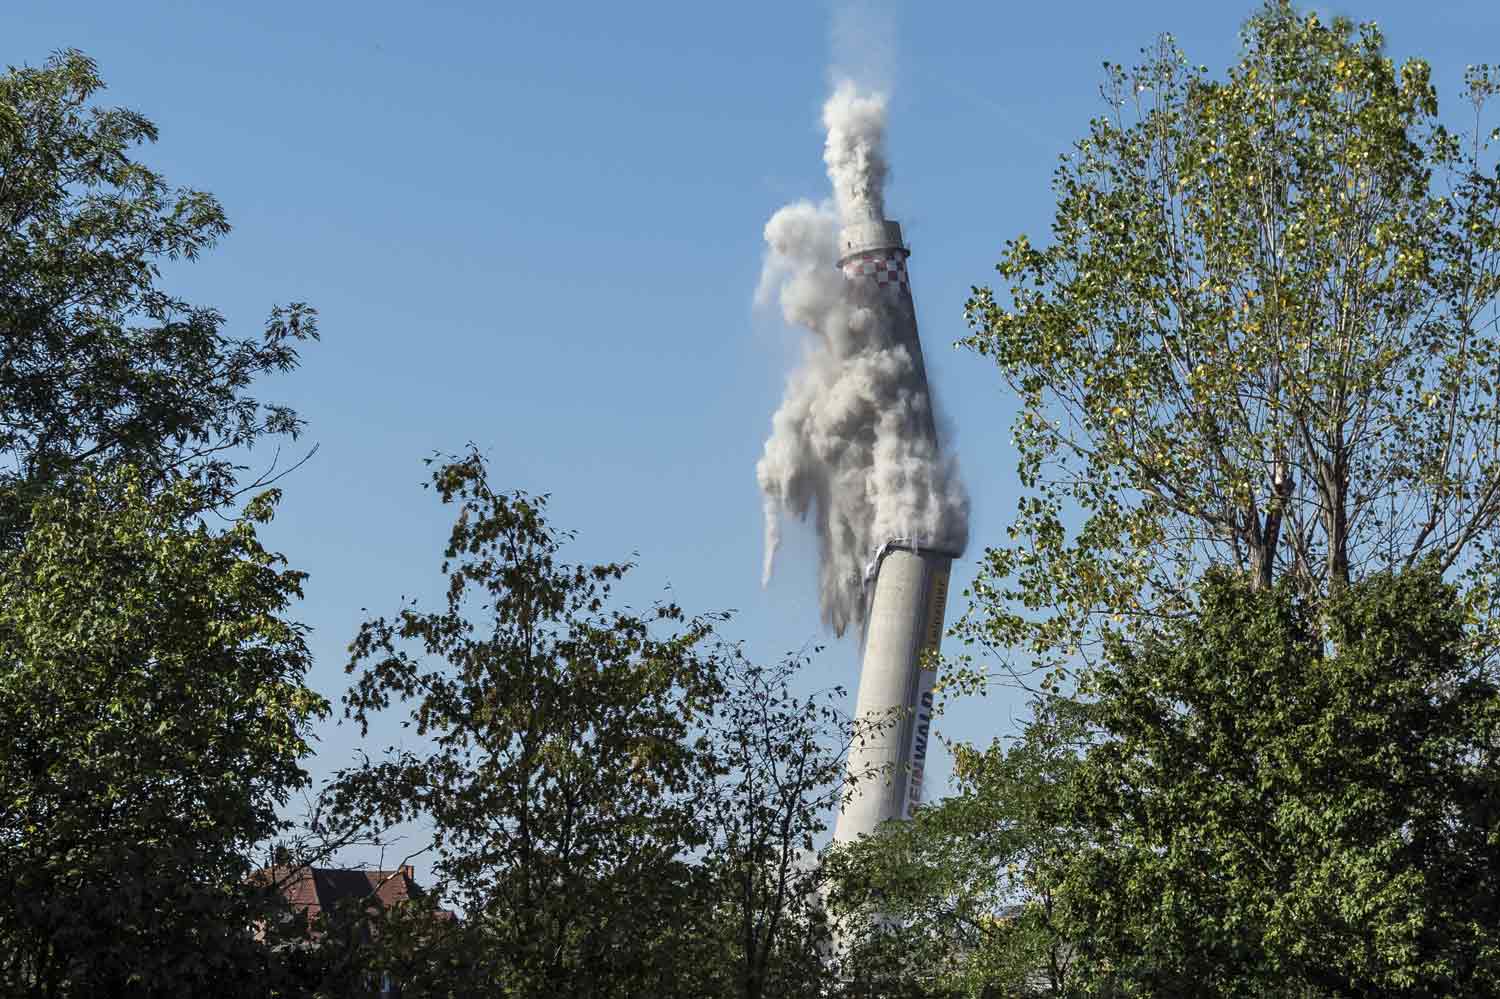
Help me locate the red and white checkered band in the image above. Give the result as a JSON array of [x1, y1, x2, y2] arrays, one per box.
[[841, 250, 910, 296]]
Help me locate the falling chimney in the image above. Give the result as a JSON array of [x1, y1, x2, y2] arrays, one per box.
[[832, 219, 957, 846]]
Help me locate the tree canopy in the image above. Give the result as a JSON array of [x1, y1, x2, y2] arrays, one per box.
[[961, 2, 1500, 680], [1057, 569, 1500, 996], [861, 7, 1500, 995], [336, 451, 730, 997], [0, 49, 326, 997], [0, 49, 317, 545], [841, 569, 1500, 997], [694, 654, 847, 999], [0, 471, 327, 997]]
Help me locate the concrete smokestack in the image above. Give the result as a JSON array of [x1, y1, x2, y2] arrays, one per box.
[[755, 81, 967, 841], [836, 541, 953, 841], [830, 220, 955, 845]]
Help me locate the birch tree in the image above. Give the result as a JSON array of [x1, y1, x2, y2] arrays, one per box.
[[962, 2, 1500, 678]]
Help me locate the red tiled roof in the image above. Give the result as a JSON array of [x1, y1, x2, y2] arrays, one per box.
[[258, 864, 428, 924]]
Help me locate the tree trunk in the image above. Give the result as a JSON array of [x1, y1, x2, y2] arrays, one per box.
[[1248, 459, 1293, 590], [1320, 455, 1350, 591]]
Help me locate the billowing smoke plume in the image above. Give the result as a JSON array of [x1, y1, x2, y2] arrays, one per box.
[[821, 82, 888, 224], [757, 81, 969, 636]]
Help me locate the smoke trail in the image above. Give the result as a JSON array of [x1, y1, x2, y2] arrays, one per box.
[[756, 83, 969, 637], [822, 81, 888, 224]]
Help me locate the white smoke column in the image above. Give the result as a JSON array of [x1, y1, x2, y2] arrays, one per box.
[[757, 82, 969, 636], [822, 81, 888, 224]]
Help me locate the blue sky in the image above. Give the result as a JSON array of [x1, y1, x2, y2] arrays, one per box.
[[7, 0, 1499, 861]]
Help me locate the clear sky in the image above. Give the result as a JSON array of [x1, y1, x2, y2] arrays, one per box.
[[7, 0, 1498, 858]]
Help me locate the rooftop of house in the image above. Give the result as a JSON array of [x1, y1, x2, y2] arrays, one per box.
[[256, 863, 451, 926]]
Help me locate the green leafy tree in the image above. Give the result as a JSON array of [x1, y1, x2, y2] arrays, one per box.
[[336, 451, 727, 998], [1055, 569, 1500, 996], [0, 470, 328, 997], [0, 50, 317, 544], [960, 3, 1500, 681], [694, 653, 847, 999]]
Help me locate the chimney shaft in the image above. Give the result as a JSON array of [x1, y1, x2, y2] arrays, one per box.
[[829, 218, 955, 847], [834, 543, 952, 844]]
